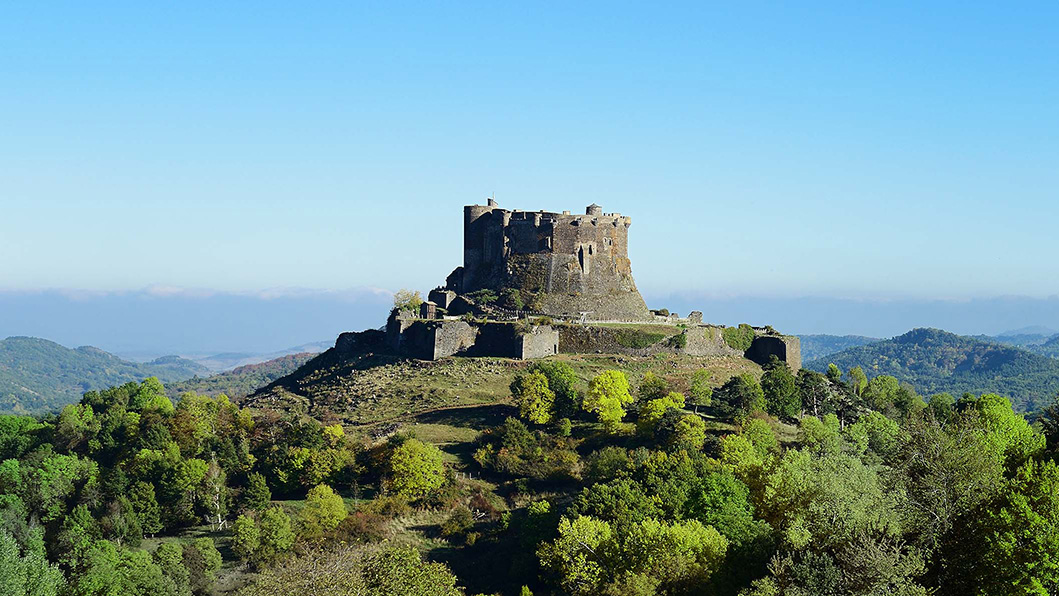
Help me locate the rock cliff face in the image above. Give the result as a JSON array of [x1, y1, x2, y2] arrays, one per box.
[[452, 201, 650, 321]]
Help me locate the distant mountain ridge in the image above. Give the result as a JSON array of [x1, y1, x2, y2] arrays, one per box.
[[0, 336, 208, 415], [807, 328, 1059, 412], [797, 334, 881, 362]]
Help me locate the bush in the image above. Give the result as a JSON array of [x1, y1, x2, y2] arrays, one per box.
[[440, 506, 474, 538], [723, 324, 756, 351], [668, 333, 688, 349]]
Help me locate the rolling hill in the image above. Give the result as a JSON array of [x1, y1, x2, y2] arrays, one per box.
[[807, 328, 1059, 412], [797, 334, 881, 362], [0, 336, 208, 415], [166, 352, 317, 399]]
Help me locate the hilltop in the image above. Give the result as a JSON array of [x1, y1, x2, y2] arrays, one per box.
[[807, 328, 1059, 411], [243, 339, 762, 428], [0, 336, 207, 414]]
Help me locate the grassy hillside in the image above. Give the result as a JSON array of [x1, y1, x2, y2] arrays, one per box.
[[244, 348, 762, 427], [167, 353, 316, 399], [0, 336, 208, 415], [807, 328, 1059, 411], [797, 334, 881, 361]]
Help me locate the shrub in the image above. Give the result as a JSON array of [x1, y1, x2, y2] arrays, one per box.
[[440, 506, 474, 538], [722, 324, 756, 352]]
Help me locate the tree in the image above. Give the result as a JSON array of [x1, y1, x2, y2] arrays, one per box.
[[510, 371, 556, 425], [715, 374, 765, 420], [128, 482, 162, 537], [537, 516, 614, 596], [230, 515, 259, 565], [636, 392, 685, 436], [153, 542, 190, 596], [967, 458, 1059, 595], [183, 538, 221, 596], [638, 372, 669, 401], [761, 360, 800, 419], [583, 371, 634, 431], [532, 361, 581, 418], [797, 370, 834, 418], [392, 289, 423, 314], [388, 439, 445, 499], [242, 473, 271, 511], [255, 507, 294, 565], [0, 530, 64, 596], [298, 484, 348, 539], [689, 369, 713, 412], [847, 366, 868, 397], [659, 411, 707, 452]]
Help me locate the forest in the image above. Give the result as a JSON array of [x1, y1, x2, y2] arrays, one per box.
[[0, 354, 1056, 596]]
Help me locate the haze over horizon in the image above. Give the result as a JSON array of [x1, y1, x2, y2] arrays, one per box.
[[3, 3, 1059, 353]]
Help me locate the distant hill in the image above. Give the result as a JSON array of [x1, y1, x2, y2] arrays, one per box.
[[807, 328, 1059, 412], [0, 336, 208, 415], [167, 353, 318, 399], [798, 334, 881, 362]]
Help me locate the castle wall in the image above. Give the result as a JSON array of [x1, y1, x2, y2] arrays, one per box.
[[682, 327, 744, 357], [520, 325, 559, 359], [746, 335, 802, 371]]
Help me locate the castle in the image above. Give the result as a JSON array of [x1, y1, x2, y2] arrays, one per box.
[[448, 200, 651, 321], [359, 200, 800, 369]]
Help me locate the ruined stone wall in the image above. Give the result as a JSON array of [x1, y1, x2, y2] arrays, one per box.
[[430, 321, 478, 359], [682, 327, 744, 357], [520, 325, 559, 359], [746, 335, 802, 371]]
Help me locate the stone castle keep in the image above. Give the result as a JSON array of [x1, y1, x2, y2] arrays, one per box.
[[361, 200, 800, 369], [449, 200, 651, 321]]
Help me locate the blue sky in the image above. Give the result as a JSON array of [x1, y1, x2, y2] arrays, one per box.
[[2, 2, 1058, 308]]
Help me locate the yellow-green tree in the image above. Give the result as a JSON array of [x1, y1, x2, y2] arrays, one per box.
[[583, 371, 633, 432], [298, 484, 348, 539], [510, 370, 556, 425], [389, 439, 445, 498]]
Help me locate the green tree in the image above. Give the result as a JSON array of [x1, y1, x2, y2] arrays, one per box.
[[636, 392, 685, 436], [969, 458, 1059, 595], [0, 530, 64, 596], [716, 374, 765, 420], [298, 484, 348, 539], [392, 289, 423, 314], [231, 515, 259, 564], [531, 361, 581, 418], [761, 360, 800, 419], [128, 482, 162, 537], [638, 372, 669, 401], [659, 411, 707, 452], [847, 366, 868, 397], [255, 507, 294, 565], [583, 371, 634, 432], [510, 371, 556, 425], [183, 538, 221, 596], [688, 369, 713, 412], [242, 472, 271, 511], [537, 515, 614, 596], [153, 542, 190, 596], [388, 439, 445, 499]]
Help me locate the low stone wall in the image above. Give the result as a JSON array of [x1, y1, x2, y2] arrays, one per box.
[[682, 326, 743, 357], [430, 321, 478, 359], [521, 325, 559, 359]]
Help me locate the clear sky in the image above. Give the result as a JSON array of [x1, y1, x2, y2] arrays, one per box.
[[3, 2, 1058, 302]]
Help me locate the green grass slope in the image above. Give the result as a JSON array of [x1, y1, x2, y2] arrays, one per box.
[[807, 327, 1059, 412], [244, 347, 761, 427], [0, 336, 208, 415]]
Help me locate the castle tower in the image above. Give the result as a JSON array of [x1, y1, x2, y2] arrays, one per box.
[[450, 201, 650, 321]]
